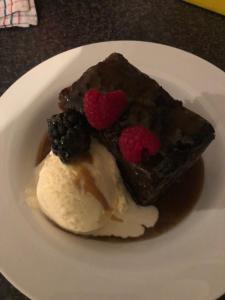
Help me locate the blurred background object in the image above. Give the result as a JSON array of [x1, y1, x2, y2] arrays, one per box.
[[0, 0, 37, 28], [184, 0, 225, 16]]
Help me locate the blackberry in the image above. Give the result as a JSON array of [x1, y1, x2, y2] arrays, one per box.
[[47, 110, 90, 163]]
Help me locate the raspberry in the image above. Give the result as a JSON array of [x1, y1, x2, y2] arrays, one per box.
[[84, 89, 128, 130], [47, 110, 90, 163], [119, 126, 160, 164]]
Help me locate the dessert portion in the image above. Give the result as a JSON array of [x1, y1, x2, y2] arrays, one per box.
[[26, 109, 158, 238], [59, 53, 215, 205], [27, 53, 215, 239], [34, 141, 158, 238]]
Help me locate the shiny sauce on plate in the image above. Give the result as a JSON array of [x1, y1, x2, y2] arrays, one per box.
[[36, 135, 204, 239]]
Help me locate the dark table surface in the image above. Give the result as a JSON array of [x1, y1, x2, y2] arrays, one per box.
[[0, 0, 225, 299]]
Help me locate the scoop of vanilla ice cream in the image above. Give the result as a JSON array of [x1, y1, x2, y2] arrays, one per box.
[[36, 141, 128, 233], [35, 140, 159, 238]]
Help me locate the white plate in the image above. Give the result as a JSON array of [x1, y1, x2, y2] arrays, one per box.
[[0, 41, 225, 300]]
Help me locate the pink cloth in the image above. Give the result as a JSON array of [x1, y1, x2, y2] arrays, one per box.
[[0, 0, 37, 28]]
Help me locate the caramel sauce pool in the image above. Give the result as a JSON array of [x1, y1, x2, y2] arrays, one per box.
[[36, 135, 204, 240], [36, 134, 51, 165], [143, 158, 204, 239]]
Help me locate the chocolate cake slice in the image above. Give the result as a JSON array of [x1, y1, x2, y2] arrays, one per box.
[[59, 53, 215, 205]]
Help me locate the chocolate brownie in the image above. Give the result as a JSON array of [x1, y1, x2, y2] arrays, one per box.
[[58, 53, 215, 205]]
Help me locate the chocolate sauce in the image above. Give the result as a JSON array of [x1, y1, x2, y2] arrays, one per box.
[[36, 135, 204, 239], [73, 152, 93, 165], [74, 166, 111, 211], [143, 158, 204, 239], [36, 134, 51, 165]]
